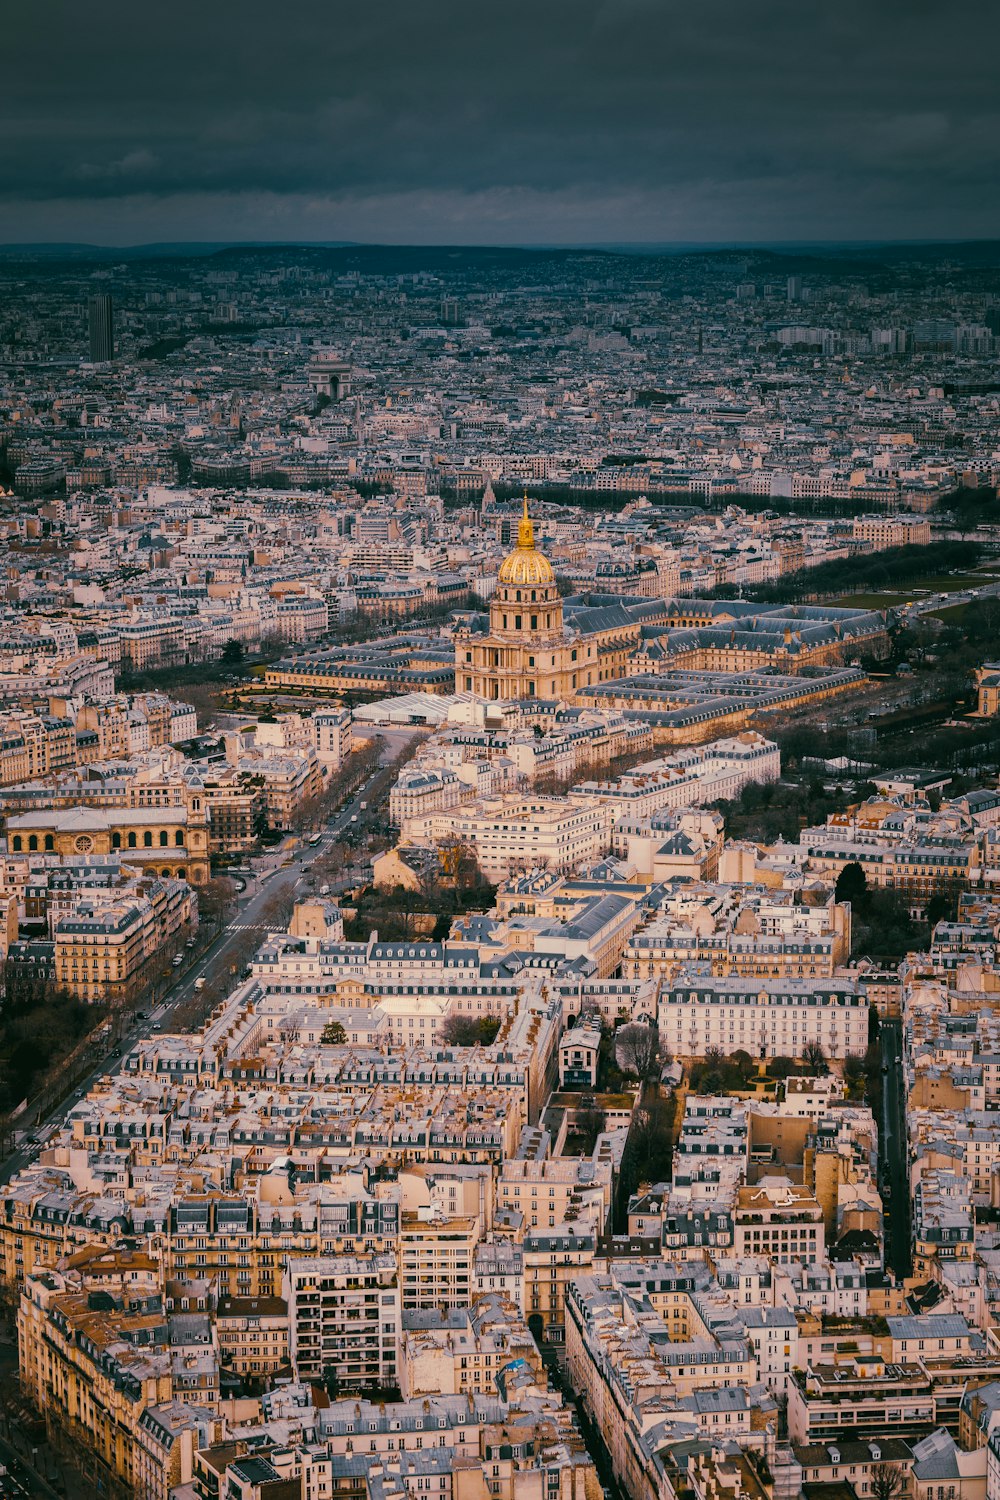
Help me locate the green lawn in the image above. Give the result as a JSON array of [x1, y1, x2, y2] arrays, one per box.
[[906, 570, 1000, 593], [830, 570, 1000, 612], [829, 591, 912, 609], [925, 601, 971, 623]]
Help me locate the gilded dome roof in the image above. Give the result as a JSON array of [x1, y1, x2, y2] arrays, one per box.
[[498, 498, 555, 587]]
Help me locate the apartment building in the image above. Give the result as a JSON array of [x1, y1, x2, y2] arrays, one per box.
[[275, 592, 329, 642], [199, 769, 268, 854], [623, 886, 851, 983], [117, 618, 188, 671], [311, 706, 352, 769], [572, 732, 780, 822], [400, 1210, 480, 1311], [852, 515, 932, 549], [390, 766, 465, 825], [53, 873, 194, 1002], [912, 1172, 975, 1273], [133, 1402, 222, 1500], [0, 1183, 404, 1309], [424, 795, 610, 882], [565, 1264, 756, 1500], [558, 1024, 600, 1088], [283, 1254, 401, 1390], [733, 1178, 826, 1265], [788, 1359, 936, 1444], [672, 1097, 750, 1190], [0, 711, 76, 785], [798, 805, 984, 905], [474, 1241, 525, 1312], [497, 1155, 614, 1235], [658, 973, 868, 1059], [975, 664, 1000, 719], [18, 1268, 216, 1499], [399, 1295, 542, 1400], [214, 1294, 289, 1382], [523, 1227, 599, 1344]]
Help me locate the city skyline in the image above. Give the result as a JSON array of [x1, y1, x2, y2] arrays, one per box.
[[0, 183, 998, 1498]]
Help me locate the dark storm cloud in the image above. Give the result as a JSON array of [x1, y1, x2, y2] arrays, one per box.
[[3, 0, 999, 241]]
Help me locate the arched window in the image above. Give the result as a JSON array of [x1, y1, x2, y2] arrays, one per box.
[[159, 830, 168, 847], [175, 830, 185, 846], [12, 836, 21, 852], [162, 868, 171, 879], [28, 835, 37, 851], [112, 832, 121, 849], [44, 835, 54, 852], [127, 832, 137, 849], [143, 831, 153, 848]]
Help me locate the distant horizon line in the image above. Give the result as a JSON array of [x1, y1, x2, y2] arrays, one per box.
[[2, 236, 1000, 253]]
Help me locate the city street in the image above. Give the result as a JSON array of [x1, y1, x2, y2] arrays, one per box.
[[0, 765, 385, 1189], [880, 1017, 912, 1279]]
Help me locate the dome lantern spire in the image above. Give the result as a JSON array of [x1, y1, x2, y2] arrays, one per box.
[[497, 493, 555, 589], [517, 493, 534, 550]]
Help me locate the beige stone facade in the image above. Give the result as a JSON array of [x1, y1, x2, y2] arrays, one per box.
[[454, 502, 640, 702]]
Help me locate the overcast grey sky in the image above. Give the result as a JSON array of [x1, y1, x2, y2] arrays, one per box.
[[5, 0, 999, 244]]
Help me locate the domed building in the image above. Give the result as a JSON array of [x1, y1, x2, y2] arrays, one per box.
[[454, 499, 659, 701]]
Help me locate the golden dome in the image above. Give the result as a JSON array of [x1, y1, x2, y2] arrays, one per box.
[[497, 498, 555, 587]]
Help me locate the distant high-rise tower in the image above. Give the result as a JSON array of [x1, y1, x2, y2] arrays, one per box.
[[787, 275, 803, 303], [87, 293, 114, 361]]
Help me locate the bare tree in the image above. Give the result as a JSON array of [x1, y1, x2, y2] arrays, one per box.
[[574, 1097, 607, 1153], [615, 1021, 660, 1082], [869, 1464, 905, 1500], [436, 836, 483, 894], [802, 1042, 829, 1075], [198, 876, 237, 931]]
